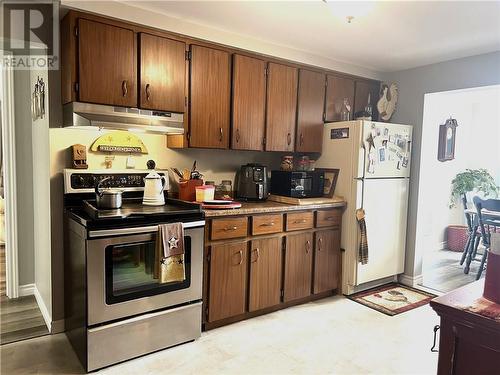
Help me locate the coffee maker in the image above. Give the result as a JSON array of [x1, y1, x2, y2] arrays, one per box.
[[236, 164, 269, 201]]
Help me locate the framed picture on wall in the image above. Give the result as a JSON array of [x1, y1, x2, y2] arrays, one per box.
[[316, 168, 340, 198], [437, 118, 458, 162]]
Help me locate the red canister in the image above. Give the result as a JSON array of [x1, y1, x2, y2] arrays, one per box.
[[483, 250, 500, 303]]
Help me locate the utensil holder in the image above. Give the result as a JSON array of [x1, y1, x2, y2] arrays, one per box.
[[179, 179, 203, 202]]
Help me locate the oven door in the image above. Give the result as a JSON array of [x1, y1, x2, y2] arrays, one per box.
[[86, 221, 204, 325]]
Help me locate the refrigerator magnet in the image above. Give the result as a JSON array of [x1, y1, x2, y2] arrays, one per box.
[[378, 147, 386, 162], [367, 153, 375, 173], [402, 156, 409, 168]]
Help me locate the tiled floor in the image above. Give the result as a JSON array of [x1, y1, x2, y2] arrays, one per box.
[[420, 249, 485, 293], [0, 295, 49, 345], [1, 295, 439, 374]]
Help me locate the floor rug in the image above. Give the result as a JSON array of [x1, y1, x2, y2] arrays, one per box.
[[347, 283, 437, 316]]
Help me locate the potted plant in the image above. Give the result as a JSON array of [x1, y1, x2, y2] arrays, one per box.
[[447, 169, 498, 252]]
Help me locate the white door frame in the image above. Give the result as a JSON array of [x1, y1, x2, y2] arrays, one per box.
[[1, 50, 19, 299]]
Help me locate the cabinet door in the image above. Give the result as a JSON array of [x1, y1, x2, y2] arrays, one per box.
[[208, 242, 247, 322], [249, 237, 282, 312], [325, 75, 355, 122], [232, 54, 266, 151], [139, 33, 186, 112], [78, 19, 136, 107], [284, 232, 313, 302], [313, 229, 340, 294], [296, 69, 326, 153], [265, 63, 298, 152], [354, 80, 380, 121], [189, 45, 231, 149]]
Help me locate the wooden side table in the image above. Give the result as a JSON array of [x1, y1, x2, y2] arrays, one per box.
[[430, 280, 500, 374]]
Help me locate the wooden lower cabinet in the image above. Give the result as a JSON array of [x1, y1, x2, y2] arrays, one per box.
[[204, 207, 343, 329], [313, 229, 340, 294], [208, 241, 248, 322], [248, 237, 282, 312], [283, 232, 313, 302]]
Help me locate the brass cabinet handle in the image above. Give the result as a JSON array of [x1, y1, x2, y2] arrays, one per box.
[[122, 80, 128, 97], [287, 132, 291, 146], [318, 237, 323, 251], [235, 128, 240, 143], [219, 127, 223, 142], [237, 250, 243, 265], [223, 226, 238, 231], [326, 216, 336, 221], [300, 133, 304, 146], [260, 222, 275, 227], [306, 240, 311, 253], [145, 83, 151, 101], [252, 248, 260, 263], [294, 219, 307, 224]]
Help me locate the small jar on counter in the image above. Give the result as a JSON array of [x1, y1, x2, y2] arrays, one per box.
[[281, 156, 294, 171], [195, 185, 215, 202], [215, 180, 233, 200]]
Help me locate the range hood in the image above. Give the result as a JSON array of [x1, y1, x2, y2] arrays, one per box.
[[63, 102, 184, 135]]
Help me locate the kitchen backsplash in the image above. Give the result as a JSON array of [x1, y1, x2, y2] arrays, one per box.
[[49, 128, 283, 191]]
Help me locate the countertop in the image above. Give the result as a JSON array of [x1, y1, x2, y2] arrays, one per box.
[[203, 199, 346, 217]]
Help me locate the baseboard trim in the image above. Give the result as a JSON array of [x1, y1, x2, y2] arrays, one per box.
[[398, 274, 423, 287], [437, 241, 447, 251], [51, 319, 65, 334], [18, 283, 35, 297], [33, 286, 52, 333]]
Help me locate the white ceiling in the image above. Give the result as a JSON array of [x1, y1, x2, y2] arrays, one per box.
[[122, 0, 500, 72]]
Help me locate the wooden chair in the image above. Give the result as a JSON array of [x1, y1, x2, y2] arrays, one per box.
[[460, 193, 481, 272], [472, 196, 500, 280]]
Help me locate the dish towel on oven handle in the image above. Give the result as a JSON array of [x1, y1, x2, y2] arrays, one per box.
[[356, 208, 369, 265], [154, 222, 185, 283]]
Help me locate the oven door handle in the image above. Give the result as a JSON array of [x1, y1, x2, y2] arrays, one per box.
[[88, 220, 206, 238]]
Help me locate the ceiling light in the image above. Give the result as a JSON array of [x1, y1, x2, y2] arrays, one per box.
[[323, 1, 376, 23]]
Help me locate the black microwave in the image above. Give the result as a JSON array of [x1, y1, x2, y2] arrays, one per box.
[[270, 171, 325, 198]]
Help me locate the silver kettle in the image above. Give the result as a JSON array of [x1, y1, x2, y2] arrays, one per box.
[[95, 177, 123, 209]]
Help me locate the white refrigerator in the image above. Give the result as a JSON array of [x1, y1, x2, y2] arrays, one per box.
[[316, 120, 412, 295]]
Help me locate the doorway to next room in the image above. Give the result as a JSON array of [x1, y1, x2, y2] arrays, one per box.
[[414, 85, 500, 293]]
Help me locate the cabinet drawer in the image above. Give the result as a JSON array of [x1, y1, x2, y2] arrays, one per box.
[[211, 217, 248, 240], [286, 211, 314, 231], [316, 209, 341, 228], [252, 214, 283, 235]]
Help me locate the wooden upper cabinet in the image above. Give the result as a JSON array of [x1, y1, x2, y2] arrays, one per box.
[[325, 75, 355, 122], [208, 241, 248, 322], [283, 232, 313, 302], [249, 237, 282, 312], [231, 54, 267, 151], [354, 80, 380, 121], [313, 229, 340, 294], [296, 69, 326, 153], [139, 33, 186, 113], [265, 63, 298, 152], [78, 19, 137, 107], [189, 45, 231, 149]]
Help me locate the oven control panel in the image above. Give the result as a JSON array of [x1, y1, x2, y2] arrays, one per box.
[[64, 169, 167, 194]]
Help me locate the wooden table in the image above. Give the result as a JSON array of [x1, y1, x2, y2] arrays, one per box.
[[430, 280, 500, 375]]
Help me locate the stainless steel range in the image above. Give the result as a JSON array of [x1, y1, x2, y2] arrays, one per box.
[[63, 169, 205, 372]]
